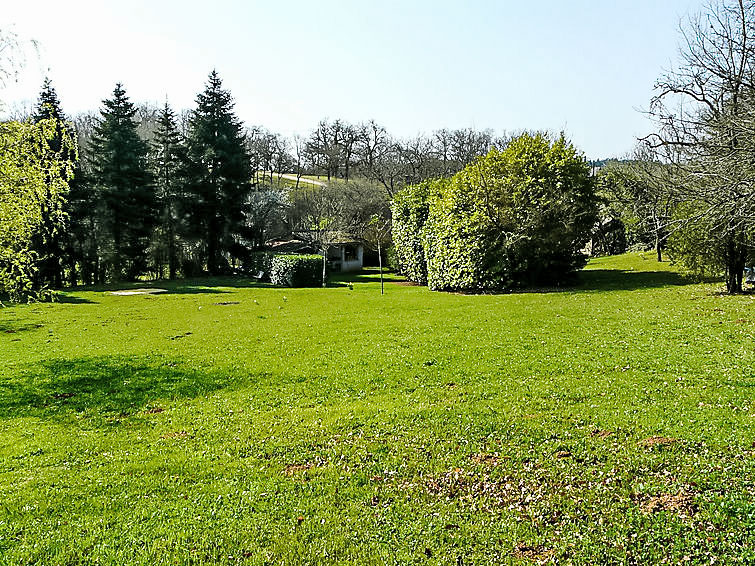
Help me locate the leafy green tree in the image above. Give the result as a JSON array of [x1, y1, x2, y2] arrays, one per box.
[[0, 119, 75, 301], [30, 78, 77, 288], [395, 133, 598, 292], [90, 83, 156, 281], [391, 179, 445, 285], [185, 71, 252, 274], [150, 102, 188, 279], [597, 150, 676, 261]]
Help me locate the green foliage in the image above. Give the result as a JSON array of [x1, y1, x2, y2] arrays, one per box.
[[269, 254, 322, 287], [396, 133, 598, 292], [30, 78, 78, 289], [667, 199, 755, 282], [90, 83, 156, 281], [0, 119, 75, 302], [596, 158, 675, 260], [185, 70, 252, 275], [390, 180, 445, 285], [150, 102, 189, 280]]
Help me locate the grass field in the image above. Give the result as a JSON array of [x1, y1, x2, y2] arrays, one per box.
[[1, 254, 754, 564]]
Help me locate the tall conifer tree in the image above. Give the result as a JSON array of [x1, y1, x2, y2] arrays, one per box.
[[150, 102, 187, 279], [185, 71, 251, 274], [31, 78, 76, 288], [90, 83, 155, 281]]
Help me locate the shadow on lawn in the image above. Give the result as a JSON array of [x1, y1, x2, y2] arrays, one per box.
[[576, 269, 694, 292], [0, 320, 44, 334], [57, 294, 97, 304], [335, 268, 694, 293], [0, 356, 235, 421]]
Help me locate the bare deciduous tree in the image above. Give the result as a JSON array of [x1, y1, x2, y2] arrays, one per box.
[[647, 0, 755, 292]]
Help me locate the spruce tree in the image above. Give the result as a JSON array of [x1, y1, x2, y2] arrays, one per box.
[[31, 78, 76, 288], [150, 102, 188, 279], [90, 83, 155, 281], [185, 71, 252, 275]]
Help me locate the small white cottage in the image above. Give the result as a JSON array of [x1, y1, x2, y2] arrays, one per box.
[[326, 240, 364, 272], [266, 232, 365, 272]]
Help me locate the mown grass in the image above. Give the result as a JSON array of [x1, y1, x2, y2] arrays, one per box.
[[1, 254, 754, 564]]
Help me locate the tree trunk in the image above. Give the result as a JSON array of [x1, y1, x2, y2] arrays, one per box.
[[322, 245, 327, 288], [725, 235, 746, 294], [168, 224, 177, 280]]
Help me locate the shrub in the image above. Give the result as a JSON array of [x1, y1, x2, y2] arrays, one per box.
[[424, 133, 598, 291], [244, 252, 276, 279], [269, 254, 323, 287], [394, 133, 598, 292], [390, 180, 445, 284]]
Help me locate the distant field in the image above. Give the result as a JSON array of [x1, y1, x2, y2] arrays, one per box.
[[255, 172, 331, 189], [1, 254, 754, 564]]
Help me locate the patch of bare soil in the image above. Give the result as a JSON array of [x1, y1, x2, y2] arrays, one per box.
[[53, 392, 75, 400], [283, 463, 314, 476], [109, 288, 167, 296], [554, 450, 572, 459], [639, 492, 698, 518], [513, 543, 554, 563], [145, 407, 165, 414], [470, 452, 507, 467], [639, 436, 678, 448], [160, 431, 188, 439], [590, 429, 613, 438], [283, 461, 327, 477]]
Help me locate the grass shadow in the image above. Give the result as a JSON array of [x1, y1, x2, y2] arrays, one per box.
[[575, 269, 694, 292], [68, 276, 273, 296], [0, 320, 44, 334], [330, 269, 401, 285], [57, 293, 97, 304], [0, 355, 236, 422], [153, 286, 231, 295]]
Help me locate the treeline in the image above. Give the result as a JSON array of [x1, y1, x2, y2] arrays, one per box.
[[3, 70, 501, 298], [71, 111, 501, 196]]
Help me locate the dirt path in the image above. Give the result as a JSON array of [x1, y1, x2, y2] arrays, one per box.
[[274, 173, 326, 187]]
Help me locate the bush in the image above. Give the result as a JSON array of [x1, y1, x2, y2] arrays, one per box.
[[244, 252, 276, 279], [391, 180, 445, 284], [269, 254, 323, 287], [393, 133, 598, 292]]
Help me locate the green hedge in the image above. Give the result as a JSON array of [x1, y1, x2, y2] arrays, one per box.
[[269, 254, 323, 287], [390, 180, 445, 285], [392, 133, 598, 292]]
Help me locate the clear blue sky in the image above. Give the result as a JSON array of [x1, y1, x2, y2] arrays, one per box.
[[2, 0, 705, 159]]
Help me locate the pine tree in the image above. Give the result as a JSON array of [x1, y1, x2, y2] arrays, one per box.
[[150, 102, 188, 279], [90, 83, 155, 281], [185, 70, 252, 275], [30, 78, 76, 288]]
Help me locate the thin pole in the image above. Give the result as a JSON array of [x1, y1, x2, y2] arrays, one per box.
[[378, 239, 384, 295]]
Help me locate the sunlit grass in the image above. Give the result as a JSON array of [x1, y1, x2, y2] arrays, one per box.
[[1, 254, 754, 564]]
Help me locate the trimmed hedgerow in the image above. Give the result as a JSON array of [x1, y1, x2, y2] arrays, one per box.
[[390, 179, 446, 285], [269, 254, 323, 287], [392, 133, 598, 293]]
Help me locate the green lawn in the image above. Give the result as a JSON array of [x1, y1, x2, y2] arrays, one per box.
[[1, 254, 754, 564]]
